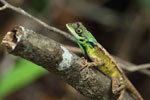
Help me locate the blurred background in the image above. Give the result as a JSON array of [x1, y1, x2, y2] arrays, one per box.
[[0, 0, 149, 100]]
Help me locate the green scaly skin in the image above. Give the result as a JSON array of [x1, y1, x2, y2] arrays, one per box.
[[66, 22, 143, 100]]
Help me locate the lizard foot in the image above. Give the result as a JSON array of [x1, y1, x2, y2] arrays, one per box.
[[117, 89, 125, 100]]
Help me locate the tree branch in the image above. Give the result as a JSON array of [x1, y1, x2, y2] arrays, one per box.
[[1, 26, 135, 100]]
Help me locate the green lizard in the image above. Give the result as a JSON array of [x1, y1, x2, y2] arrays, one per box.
[[66, 22, 143, 100]]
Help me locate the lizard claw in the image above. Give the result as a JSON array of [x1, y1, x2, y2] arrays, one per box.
[[80, 57, 90, 71]]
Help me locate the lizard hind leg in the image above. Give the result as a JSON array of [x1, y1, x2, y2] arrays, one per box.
[[112, 76, 126, 100]]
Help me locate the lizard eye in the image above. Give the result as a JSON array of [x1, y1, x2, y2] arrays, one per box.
[[75, 29, 82, 36]]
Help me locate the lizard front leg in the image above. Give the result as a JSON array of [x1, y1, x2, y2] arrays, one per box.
[[80, 57, 104, 71]]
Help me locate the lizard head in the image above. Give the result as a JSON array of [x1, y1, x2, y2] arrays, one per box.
[[66, 22, 98, 54]]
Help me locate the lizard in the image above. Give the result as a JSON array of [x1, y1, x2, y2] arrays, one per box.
[[66, 22, 144, 100]]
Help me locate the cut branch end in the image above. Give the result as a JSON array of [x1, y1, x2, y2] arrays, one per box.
[[1, 26, 25, 52]]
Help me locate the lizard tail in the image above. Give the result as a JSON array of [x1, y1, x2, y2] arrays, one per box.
[[127, 79, 144, 100]]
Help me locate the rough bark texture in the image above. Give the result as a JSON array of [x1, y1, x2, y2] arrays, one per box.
[[1, 26, 134, 100]]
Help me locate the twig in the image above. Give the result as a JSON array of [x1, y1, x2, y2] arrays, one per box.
[[1, 26, 135, 100], [0, 3, 7, 10], [113, 56, 150, 76], [127, 63, 150, 72], [0, 0, 75, 42], [63, 45, 82, 54]]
